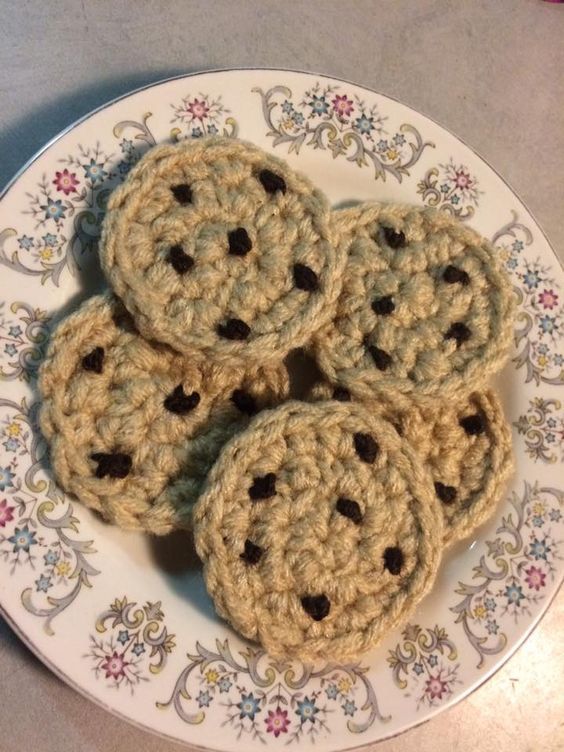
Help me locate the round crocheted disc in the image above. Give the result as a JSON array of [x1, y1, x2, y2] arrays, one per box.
[[193, 400, 443, 662], [100, 137, 343, 365], [313, 204, 514, 399], [311, 383, 513, 545], [39, 294, 289, 535]]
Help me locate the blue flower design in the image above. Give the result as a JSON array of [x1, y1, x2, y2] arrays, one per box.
[[296, 696, 319, 724], [512, 240, 524, 252], [83, 158, 108, 184], [309, 94, 328, 116], [191, 127, 203, 138], [41, 198, 66, 221], [547, 417, 557, 428], [506, 258, 518, 270], [539, 315, 557, 334], [377, 139, 389, 151], [117, 161, 131, 177], [428, 654, 438, 667], [354, 114, 375, 134], [117, 630, 129, 645], [486, 620, 499, 635], [342, 699, 357, 716], [532, 515, 545, 526], [530, 537, 551, 561], [451, 194, 460, 205], [3, 438, 19, 453], [281, 100, 294, 115], [554, 354, 564, 366], [4, 343, 17, 357], [207, 124, 218, 135], [293, 112, 305, 126], [0, 465, 15, 491], [393, 133, 406, 146], [237, 692, 261, 720], [413, 662, 424, 675], [537, 343, 549, 355], [17, 235, 34, 250], [325, 683, 339, 699], [523, 269, 541, 290], [504, 583, 525, 605], [120, 138, 134, 154], [549, 509, 562, 522], [8, 525, 37, 553], [132, 642, 145, 656], [42, 233, 58, 247], [440, 183, 450, 193], [43, 549, 59, 566], [197, 690, 212, 708], [218, 676, 232, 693], [35, 574, 52, 593], [7, 325, 22, 338], [484, 597, 496, 612]]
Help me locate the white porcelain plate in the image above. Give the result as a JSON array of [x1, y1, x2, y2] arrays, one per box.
[[0, 69, 562, 751]]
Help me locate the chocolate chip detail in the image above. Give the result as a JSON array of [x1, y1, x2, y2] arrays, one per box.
[[459, 413, 486, 436], [168, 244, 194, 274], [164, 384, 200, 415], [249, 473, 277, 500], [171, 184, 193, 204], [91, 452, 132, 479], [217, 318, 250, 340], [435, 482, 457, 505], [240, 539, 263, 565], [445, 322, 471, 346], [383, 546, 404, 575], [333, 386, 351, 402], [383, 227, 407, 249], [443, 265, 470, 285], [336, 497, 363, 524], [231, 389, 258, 416], [81, 346, 104, 374], [228, 227, 252, 256], [368, 345, 393, 371], [372, 295, 395, 315], [353, 432, 379, 463], [301, 594, 330, 621], [258, 169, 287, 194], [293, 263, 319, 292]]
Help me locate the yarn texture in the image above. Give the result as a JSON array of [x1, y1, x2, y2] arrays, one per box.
[[100, 136, 345, 366], [313, 204, 515, 399], [193, 400, 443, 662], [39, 294, 289, 535]]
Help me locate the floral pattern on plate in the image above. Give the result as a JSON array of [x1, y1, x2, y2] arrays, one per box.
[[514, 398, 564, 463], [417, 159, 481, 219], [0, 301, 50, 382]]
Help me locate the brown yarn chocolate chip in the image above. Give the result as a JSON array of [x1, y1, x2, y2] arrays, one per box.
[[231, 389, 257, 416], [443, 265, 470, 286], [81, 346, 104, 374], [336, 497, 363, 524], [459, 413, 486, 436], [383, 546, 404, 575], [368, 345, 392, 371], [168, 244, 194, 274], [258, 169, 286, 194], [445, 322, 471, 346], [293, 264, 319, 292], [171, 184, 193, 205], [164, 384, 200, 415], [333, 386, 351, 402], [435, 482, 457, 505], [228, 227, 252, 256], [217, 318, 251, 340], [353, 432, 379, 463], [372, 295, 395, 315], [383, 227, 407, 249], [301, 594, 331, 621], [91, 452, 132, 479], [249, 473, 277, 500], [240, 539, 263, 565]]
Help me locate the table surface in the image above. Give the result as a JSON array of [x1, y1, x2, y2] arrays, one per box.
[[0, 1, 563, 751]]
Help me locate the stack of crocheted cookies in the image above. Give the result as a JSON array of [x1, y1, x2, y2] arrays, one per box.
[[39, 136, 515, 663]]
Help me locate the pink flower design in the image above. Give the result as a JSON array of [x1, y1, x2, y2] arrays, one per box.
[[524, 565, 546, 591], [186, 98, 210, 121], [332, 94, 354, 118], [101, 651, 128, 679], [538, 289, 559, 310], [425, 674, 448, 700], [265, 707, 290, 737], [0, 499, 14, 528], [52, 168, 79, 196], [453, 169, 472, 189]]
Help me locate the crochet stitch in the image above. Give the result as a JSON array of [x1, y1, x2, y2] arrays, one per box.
[[193, 400, 443, 662]]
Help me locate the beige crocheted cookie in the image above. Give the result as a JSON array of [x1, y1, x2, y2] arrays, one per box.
[[39, 294, 289, 535], [100, 136, 344, 366], [193, 400, 443, 662], [313, 204, 514, 399], [310, 382, 513, 545]]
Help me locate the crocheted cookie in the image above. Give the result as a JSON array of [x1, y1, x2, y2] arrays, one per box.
[[193, 400, 443, 662], [39, 294, 289, 535], [313, 205, 514, 399], [310, 382, 513, 544], [100, 136, 343, 366]]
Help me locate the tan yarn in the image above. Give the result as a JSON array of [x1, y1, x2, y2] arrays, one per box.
[[311, 382, 513, 545], [100, 136, 345, 366], [39, 294, 289, 535], [193, 400, 443, 663], [313, 204, 515, 399]]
